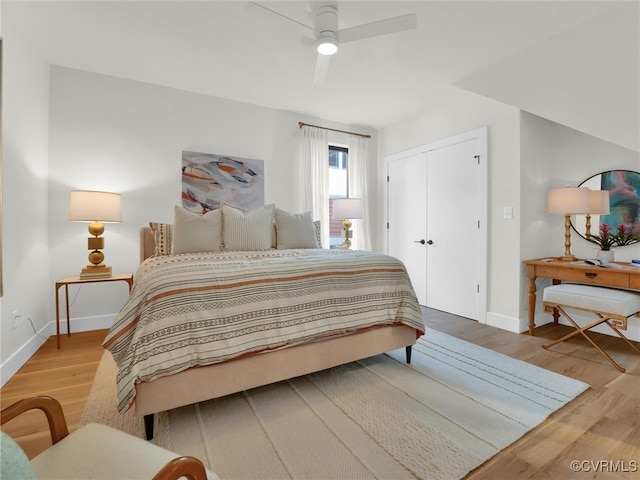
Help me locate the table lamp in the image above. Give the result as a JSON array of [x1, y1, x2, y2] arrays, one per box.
[[546, 186, 590, 261], [69, 190, 122, 278], [331, 198, 363, 249], [586, 190, 610, 238]]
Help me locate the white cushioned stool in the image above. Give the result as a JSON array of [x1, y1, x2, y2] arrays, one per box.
[[543, 284, 640, 372]]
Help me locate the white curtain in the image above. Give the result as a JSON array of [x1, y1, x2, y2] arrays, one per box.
[[300, 126, 330, 247], [348, 135, 371, 251]]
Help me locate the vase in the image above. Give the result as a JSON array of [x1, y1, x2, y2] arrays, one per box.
[[596, 249, 615, 263]]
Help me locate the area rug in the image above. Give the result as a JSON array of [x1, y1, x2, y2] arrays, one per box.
[[82, 329, 589, 480]]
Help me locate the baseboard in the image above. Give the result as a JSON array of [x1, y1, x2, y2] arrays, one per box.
[[486, 310, 640, 342], [56, 313, 116, 335], [485, 312, 525, 333], [0, 324, 50, 387], [0, 314, 116, 387]]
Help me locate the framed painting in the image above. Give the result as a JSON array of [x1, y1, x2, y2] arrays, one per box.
[[181, 151, 265, 214], [571, 170, 640, 243]]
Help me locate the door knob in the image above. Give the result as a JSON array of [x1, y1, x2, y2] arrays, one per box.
[[414, 239, 426, 244], [426, 240, 434, 245]]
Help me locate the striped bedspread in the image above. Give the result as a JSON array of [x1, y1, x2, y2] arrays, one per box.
[[103, 248, 424, 413]]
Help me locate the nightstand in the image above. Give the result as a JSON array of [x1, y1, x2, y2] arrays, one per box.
[[55, 273, 133, 349]]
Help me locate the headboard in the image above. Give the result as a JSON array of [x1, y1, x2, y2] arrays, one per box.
[[140, 227, 154, 263]]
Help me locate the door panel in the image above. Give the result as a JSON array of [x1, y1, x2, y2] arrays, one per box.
[[426, 139, 480, 320], [387, 153, 427, 305]]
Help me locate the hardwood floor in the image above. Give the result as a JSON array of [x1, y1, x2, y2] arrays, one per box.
[[1, 309, 639, 479]]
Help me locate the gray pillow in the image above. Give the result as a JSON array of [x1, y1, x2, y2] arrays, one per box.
[[275, 209, 318, 249], [171, 206, 222, 254]]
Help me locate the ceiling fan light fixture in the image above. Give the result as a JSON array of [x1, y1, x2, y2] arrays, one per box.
[[316, 35, 338, 55]]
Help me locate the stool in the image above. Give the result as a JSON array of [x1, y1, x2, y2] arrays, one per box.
[[542, 284, 640, 373]]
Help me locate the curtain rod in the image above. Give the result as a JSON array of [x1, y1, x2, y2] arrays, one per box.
[[298, 121, 371, 139]]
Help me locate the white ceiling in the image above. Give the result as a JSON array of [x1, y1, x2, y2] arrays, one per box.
[[5, 1, 638, 149]]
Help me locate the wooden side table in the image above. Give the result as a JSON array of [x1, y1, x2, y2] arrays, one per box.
[[55, 274, 133, 349]]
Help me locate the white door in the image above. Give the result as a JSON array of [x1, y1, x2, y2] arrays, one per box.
[[426, 139, 481, 320], [387, 153, 427, 305], [386, 128, 487, 322]]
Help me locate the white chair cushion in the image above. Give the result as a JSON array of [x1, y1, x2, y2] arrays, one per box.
[[543, 284, 640, 317], [30, 423, 218, 480]]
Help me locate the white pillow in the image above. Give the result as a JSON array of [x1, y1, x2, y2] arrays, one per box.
[[275, 209, 319, 249], [171, 206, 222, 254], [222, 203, 275, 251]]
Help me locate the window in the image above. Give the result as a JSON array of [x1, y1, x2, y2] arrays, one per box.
[[329, 145, 348, 246]]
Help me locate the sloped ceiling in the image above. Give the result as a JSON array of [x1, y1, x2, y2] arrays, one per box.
[[4, 1, 638, 150], [455, 2, 639, 152]]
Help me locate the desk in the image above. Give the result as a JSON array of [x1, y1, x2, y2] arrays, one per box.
[[55, 274, 133, 349], [523, 258, 640, 335]]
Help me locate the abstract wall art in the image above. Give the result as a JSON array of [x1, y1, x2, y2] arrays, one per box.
[[181, 151, 265, 214]]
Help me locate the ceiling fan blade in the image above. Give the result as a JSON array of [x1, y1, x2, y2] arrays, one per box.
[[338, 13, 417, 44], [313, 53, 331, 84], [245, 2, 314, 38]]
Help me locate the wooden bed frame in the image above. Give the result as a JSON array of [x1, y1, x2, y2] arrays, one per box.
[[135, 228, 419, 439]]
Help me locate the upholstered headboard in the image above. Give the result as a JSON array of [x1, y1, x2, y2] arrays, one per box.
[[140, 227, 154, 263]]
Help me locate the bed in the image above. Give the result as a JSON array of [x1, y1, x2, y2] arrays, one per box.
[[104, 209, 424, 440]]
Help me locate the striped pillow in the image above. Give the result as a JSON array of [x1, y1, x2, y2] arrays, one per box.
[[222, 203, 275, 251], [149, 222, 173, 256], [313, 220, 322, 248]]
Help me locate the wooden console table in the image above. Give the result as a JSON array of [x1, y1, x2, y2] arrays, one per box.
[[523, 258, 640, 335]]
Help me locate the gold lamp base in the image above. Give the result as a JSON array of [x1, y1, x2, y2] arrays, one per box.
[[80, 264, 112, 279], [342, 219, 353, 249], [81, 228, 112, 279]]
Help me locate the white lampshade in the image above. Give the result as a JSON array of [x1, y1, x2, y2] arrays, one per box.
[[69, 191, 122, 223], [589, 190, 610, 215], [546, 187, 590, 215], [332, 198, 363, 220]]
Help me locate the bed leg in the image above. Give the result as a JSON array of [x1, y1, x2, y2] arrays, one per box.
[[405, 345, 412, 364], [144, 413, 155, 440]]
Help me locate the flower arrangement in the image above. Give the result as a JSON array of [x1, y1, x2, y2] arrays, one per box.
[[614, 224, 640, 246], [587, 223, 640, 251]]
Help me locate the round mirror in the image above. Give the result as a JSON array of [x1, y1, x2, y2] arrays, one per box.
[[571, 170, 640, 246]]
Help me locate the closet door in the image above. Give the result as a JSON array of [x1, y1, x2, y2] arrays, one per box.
[[426, 138, 481, 321], [387, 152, 427, 305], [386, 127, 487, 322]]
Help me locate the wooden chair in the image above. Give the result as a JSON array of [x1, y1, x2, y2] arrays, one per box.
[[543, 284, 640, 373], [1, 396, 217, 480]]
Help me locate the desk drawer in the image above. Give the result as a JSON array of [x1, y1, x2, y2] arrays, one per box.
[[535, 265, 559, 278], [561, 269, 629, 287], [630, 274, 640, 290]]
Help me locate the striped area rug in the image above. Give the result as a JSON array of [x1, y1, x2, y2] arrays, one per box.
[[82, 329, 588, 479]]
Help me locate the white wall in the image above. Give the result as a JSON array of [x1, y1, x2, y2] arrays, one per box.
[[0, 11, 51, 382], [378, 90, 522, 332], [520, 111, 640, 339], [379, 90, 640, 340], [45, 66, 376, 338]]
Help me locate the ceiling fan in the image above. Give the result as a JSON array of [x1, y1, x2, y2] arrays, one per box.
[[245, 2, 417, 83]]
